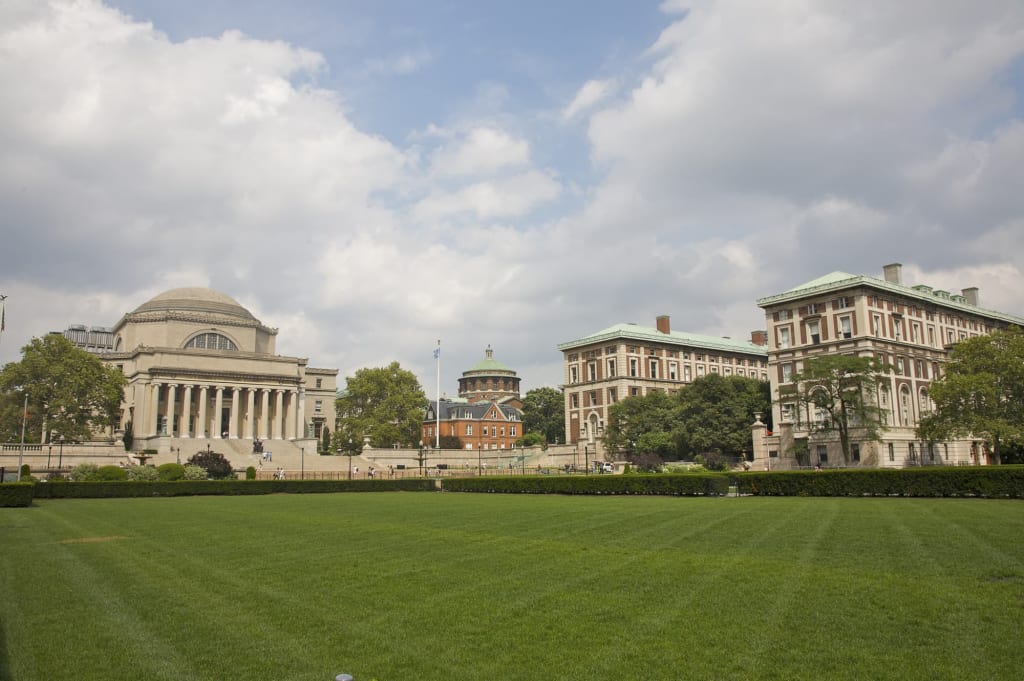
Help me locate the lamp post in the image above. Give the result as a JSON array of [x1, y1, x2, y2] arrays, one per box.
[[418, 440, 425, 477], [573, 443, 578, 472], [175, 447, 180, 464], [300, 446, 305, 480], [348, 438, 354, 480], [584, 444, 589, 475], [47, 442, 52, 470], [58, 435, 65, 470], [477, 442, 482, 476]]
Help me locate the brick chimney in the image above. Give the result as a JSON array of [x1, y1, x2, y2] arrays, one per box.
[[656, 315, 670, 334], [882, 263, 903, 284], [961, 287, 979, 306], [750, 330, 768, 346]]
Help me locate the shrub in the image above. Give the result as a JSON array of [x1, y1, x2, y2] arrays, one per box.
[[20, 464, 31, 479], [95, 465, 128, 481], [187, 450, 234, 479], [183, 464, 207, 481], [69, 463, 100, 482], [157, 463, 185, 481], [245, 466, 257, 480], [126, 465, 159, 482], [122, 422, 134, 451], [0, 483, 34, 507]]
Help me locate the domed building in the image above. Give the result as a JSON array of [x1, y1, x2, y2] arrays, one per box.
[[457, 345, 521, 407], [104, 287, 337, 453]]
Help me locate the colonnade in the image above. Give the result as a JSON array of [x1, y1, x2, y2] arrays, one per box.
[[140, 382, 305, 440]]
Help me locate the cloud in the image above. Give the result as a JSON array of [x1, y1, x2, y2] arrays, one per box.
[[428, 127, 531, 177], [562, 79, 616, 121], [364, 49, 434, 76], [413, 170, 561, 220]]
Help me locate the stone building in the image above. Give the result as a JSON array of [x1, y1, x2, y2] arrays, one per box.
[[101, 288, 337, 454], [558, 316, 769, 454], [753, 263, 1024, 469]]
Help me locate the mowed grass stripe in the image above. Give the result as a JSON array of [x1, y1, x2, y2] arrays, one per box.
[[2, 494, 1023, 681]]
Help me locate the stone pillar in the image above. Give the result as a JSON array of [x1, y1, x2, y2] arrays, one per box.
[[166, 384, 177, 436], [197, 386, 208, 439], [245, 388, 256, 439], [182, 385, 193, 438], [148, 382, 159, 436], [751, 414, 768, 471], [296, 387, 306, 439], [260, 389, 270, 440], [273, 390, 284, 440], [284, 390, 295, 439], [229, 389, 240, 438], [214, 387, 224, 438]]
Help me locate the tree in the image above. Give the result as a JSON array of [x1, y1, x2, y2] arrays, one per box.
[[335, 362, 428, 448], [187, 450, 234, 479], [779, 354, 890, 463], [520, 387, 565, 444], [320, 425, 331, 454], [0, 335, 126, 443], [676, 374, 771, 460], [918, 326, 1024, 464], [603, 390, 682, 461]]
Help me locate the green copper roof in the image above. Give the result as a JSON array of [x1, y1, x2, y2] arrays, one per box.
[[758, 271, 1024, 326], [558, 323, 766, 356], [463, 346, 515, 375]]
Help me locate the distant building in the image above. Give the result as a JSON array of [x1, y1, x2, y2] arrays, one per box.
[[557, 316, 769, 452], [55, 324, 116, 354], [80, 287, 337, 451], [422, 346, 523, 450], [754, 263, 1024, 469]]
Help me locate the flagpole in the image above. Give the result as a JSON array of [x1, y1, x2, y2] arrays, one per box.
[[0, 294, 7, 349], [435, 339, 440, 449]]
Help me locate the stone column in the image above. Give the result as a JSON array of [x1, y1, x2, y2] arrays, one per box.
[[181, 385, 193, 438], [214, 387, 224, 438], [245, 388, 256, 439], [166, 384, 177, 436], [296, 387, 305, 439], [260, 389, 270, 440], [273, 390, 284, 440], [147, 382, 160, 437], [197, 386, 208, 439], [229, 389, 240, 438]]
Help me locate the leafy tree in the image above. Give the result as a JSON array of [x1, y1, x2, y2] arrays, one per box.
[[0, 335, 126, 443], [918, 326, 1024, 464], [335, 362, 428, 448], [779, 354, 890, 463], [676, 374, 771, 459], [156, 462, 185, 481], [187, 450, 234, 479], [437, 434, 463, 449], [516, 432, 546, 448], [521, 386, 565, 444], [320, 425, 331, 454], [604, 390, 681, 461]]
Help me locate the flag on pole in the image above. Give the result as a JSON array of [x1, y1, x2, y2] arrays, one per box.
[[433, 346, 440, 359]]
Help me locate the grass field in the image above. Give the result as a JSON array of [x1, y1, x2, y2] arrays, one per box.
[[1, 493, 1022, 681]]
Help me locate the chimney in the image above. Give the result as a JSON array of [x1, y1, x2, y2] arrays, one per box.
[[961, 287, 979, 306], [882, 263, 903, 284], [750, 330, 768, 346], [656, 315, 670, 334]]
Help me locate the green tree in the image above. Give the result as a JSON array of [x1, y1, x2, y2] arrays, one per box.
[[437, 434, 463, 449], [335, 362, 428, 448], [0, 335, 126, 443], [520, 387, 565, 444], [187, 450, 234, 479], [677, 374, 771, 460], [918, 326, 1024, 464], [779, 354, 890, 463], [320, 425, 331, 454], [603, 390, 681, 460]]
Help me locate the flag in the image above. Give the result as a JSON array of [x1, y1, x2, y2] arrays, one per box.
[[433, 347, 439, 359]]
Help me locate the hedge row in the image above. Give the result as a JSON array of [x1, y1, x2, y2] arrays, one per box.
[[28, 478, 436, 500], [0, 483, 34, 507], [440, 473, 731, 496], [736, 466, 1024, 498]]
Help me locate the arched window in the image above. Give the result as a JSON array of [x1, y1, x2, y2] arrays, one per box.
[[185, 332, 237, 351]]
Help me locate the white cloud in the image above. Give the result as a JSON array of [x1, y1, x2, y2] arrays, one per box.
[[364, 49, 433, 76], [562, 79, 616, 121], [428, 127, 531, 177], [413, 170, 561, 220]]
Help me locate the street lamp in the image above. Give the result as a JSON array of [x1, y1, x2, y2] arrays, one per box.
[[477, 442, 482, 476], [418, 440, 425, 477], [584, 444, 589, 475], [47, 442, 52, 470], [300, 446, 304, 480], [58, 435, 65, 469], [175, 447, 180, 464]]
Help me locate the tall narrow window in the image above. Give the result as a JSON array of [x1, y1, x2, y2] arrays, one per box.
[[839, 316, 852, 339], [607, 359, 616, 377], [778, 327, 791, 349], [649, 359, 659, 379], [807, 320, 821, 345]]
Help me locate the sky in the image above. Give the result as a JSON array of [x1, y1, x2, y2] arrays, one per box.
[[1, 0, 1023, 396]]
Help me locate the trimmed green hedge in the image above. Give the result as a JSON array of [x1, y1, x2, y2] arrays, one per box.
[[441, 473, 731, 496], [29, 478, 436, 499], [736, 466, 1024, 498], [0, 483, 35, 507]]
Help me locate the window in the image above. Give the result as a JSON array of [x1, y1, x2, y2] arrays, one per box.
[[888, 443, 895, 462], [314, 400, 322, 413], [777, 309, 792, 320], [807, 320, 821, 345], [816, 445, 828, 464], [570, 394, 578, 408], [852, 444, 860, 462], [608, 388, 617, 403], [588, 362, 596, 382], [630, 387, 640, 396], [649, 359, 659, 379], [900, 386, 912, 426], [629, 358, 638, 377], [893, 321, 902, 341], [500, 427, 505, 437], [684, 365, 691, 381], [185, 332, 237, 350], [928, 326, 935, 346], [711, 365, 719, 374], [510, 426, 516, 437], [911, 323, 920, 344], [465, 424, 473, 436], [908, 442, 916, 461], [668, 362, 678, 380], [872, 314, 882, 337], [835, 296, 852, 309], [781, 403, 794, 422], [589, 391, 597, 406], [483, 426, 489, 436], [778, 326, 791, 349], [697, 365, 705, 377], [607, 359, 616, 377], [839, 316, 852, 339], [915, 359, 925, 378], [315, 378, 323, 388], [569, 366, 578, 384], [781, 363, 793, 383], [807, 302, 824, 315]]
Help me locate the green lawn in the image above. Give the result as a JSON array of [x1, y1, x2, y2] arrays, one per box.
[[1, 494, 1022, 681]]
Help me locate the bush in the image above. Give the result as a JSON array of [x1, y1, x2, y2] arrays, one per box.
[[245, 466, 257, 480], [126, 465, 159, 482], [157, 463, 186, 481], [0, 483, 34, 507], [69, 463, 100, 482], [187, 450, 234, 479], [183, 464, 207, 481], [122, 422, 133, 451], [95, 465, 128, 481], [20, 464, 31, 479]]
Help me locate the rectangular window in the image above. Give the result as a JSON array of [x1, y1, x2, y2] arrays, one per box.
[[630, 387, 640, 396], [465, 424, 473, 436], [589, 391, 597, 406], [816, 445, 828, 463], [835, 296, 852, 309], [629, 358, 638, 377], [569, 366, 578, 384], [888, 443, 895, 462], [607, 359, 616, 377], [668, 362, 678, 380], [649, 359, 659, 379], [778, 326, 791, 349], [852, 444, 860, 462], [510, 426, 516, 437], [807, 320, 821, 344], [777, 309, 792, 320], [711, 365, 719, 373], [781, 363, 793, 383], [697, 365, 705, 377], [872, 314, 882, 337], [915, 359, 925, 378], [608, 388, 617, 403], [482, 426, 489, 436], [781, 403, 794, 422], [570, 393, 578, 408], [314, 399, 323, 413], [684, 365, 692, 381], [315, 378, 323, 388], [911, 323, 920, 343], [839, 316, 852, 339], [588, 362, 596, 381]]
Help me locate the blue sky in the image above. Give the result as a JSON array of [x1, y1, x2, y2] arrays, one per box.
[[2, 0, 1023, 395]]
